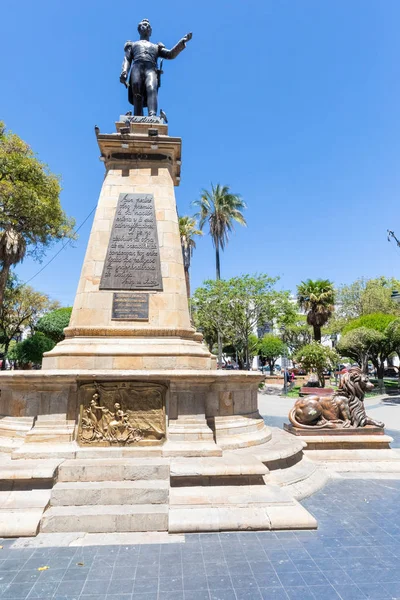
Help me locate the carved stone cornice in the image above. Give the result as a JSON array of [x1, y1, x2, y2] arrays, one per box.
[[64, 326, 203, 342]]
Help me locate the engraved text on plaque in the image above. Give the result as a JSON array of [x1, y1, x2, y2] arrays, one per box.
[[100, 193, 163, 291], [112, 293, 149, 321]]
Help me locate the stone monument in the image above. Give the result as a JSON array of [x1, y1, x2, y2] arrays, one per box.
[[0, 20, 322, 536]]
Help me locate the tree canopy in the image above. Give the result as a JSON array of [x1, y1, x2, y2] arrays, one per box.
[[297, 279, 335, 342], [258, 335, 286, 375], [193, 273, 294, 369], [8, 332, 55, 367], [0, 275, 58, 368], [295, 342, 339, 388], [36, 307, 72, 343], [339, 313, 399, 382], [0, 122, 75, 304]]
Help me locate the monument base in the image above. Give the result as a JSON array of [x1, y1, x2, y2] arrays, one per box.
[[0, 370, 322, 535]]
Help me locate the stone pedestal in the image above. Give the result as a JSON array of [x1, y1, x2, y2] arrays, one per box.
[[284, 423, 393, 450], [42, 118, 214, 371]]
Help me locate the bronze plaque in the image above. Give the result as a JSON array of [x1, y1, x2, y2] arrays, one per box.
[[99, 193, 163, 291], [77, 381, 166, 446], [112, 293, 149, 321]]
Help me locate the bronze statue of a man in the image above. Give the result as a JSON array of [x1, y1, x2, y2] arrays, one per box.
[[120, 19, 192, 117]]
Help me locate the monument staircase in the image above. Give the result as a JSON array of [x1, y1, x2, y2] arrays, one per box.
[[0, 417, 331, 536]]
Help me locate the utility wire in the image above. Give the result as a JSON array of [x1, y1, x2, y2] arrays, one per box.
[[23, 205, 97, 285]]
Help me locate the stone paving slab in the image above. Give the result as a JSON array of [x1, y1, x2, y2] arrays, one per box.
[[1, 478, 400, 598]]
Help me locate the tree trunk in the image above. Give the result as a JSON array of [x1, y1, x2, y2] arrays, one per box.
[[361, 355, 369, 374], [215, 246, 221, 281], [0, 262, 11, 308], [215, 245, 222, 365], [1, 340, 9, 371], [377, 362, 385, 393], [313, 324, 322, 343], [268, 360, 274, 376], [184, 266, 190, 311]]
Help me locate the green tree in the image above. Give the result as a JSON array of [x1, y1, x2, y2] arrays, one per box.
[[295, 342, 339, 388], [192, 184, 246, 365], [0, 276, 58, 368], [0, 122, 75, 305], [9, 332, 54, 368], [362, 277, 400, 316], [342, 313, 398, 385], [36, 307, 72, 343], [281, 315, 313, 356], [297, 279, 335, 342], [332, 277, 400, 331], [337, 327, 383, 373], [178, 216, 202, 301], [259, 335, 286, 375], [192, 183, 246, 280], [192, 274, 292, 369]]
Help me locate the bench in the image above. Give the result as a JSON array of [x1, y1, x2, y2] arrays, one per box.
[[299, 387, 334, 397]]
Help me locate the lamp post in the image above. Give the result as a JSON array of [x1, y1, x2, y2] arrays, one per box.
[[391, 290, 400, 305], [280, 326, 287, 396], [331, 333, 338, 386]]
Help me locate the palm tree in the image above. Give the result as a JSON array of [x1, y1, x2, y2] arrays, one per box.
[[297, 279, 335, 342], [0, 227, 26, 306], [192, 183, 246, 280], [192, 183, 247, 365], [178, 215, 202, 301]]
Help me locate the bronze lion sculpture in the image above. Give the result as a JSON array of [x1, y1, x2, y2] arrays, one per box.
[[288, 367, 384, 430]]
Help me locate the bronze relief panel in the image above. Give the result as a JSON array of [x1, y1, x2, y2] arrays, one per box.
[[77, 381, 166, 446]]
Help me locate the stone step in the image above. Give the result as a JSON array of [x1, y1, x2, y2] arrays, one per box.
[[307, 448, 400, 462], [57, 458, 170, 482], [0, 437, 24, 453], [24, 429, 74, 444], [40, 504, 169, 533], [169, 484, 295, 507], [51, 480, 169, 506], [168, 504, 317, 532], [12, 443, 77, 460], [168, 484, 317, 532], [268, 456, 318, 487], [12, 443, 164, 460], [231, 427, 306, 469], [0, 459, 60, 485], [216, 426, 271, 450], [28, 422, 75, 429], [0, 509, 45, 537], [302, 434, 393, 450], [285, 466, 330, 501], [0, 417, 34, 438], [162, 441, 222, 457], [267, 456, 330, 500], [0, 489, 51, 509], [170, 455, 268, 486]]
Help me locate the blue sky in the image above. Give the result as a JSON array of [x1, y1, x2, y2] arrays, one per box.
[[1, 0, 400, 305]]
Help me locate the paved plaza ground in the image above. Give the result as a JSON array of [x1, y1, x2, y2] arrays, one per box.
[[1, 393, 400, 600]]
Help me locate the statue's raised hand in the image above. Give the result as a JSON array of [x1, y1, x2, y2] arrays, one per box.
[[182, 32, 193, 43]]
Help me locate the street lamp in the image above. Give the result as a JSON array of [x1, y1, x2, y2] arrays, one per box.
[[391, 290, 400, 305], [331, 333, 339, 385], [280, 326, 287, 396]]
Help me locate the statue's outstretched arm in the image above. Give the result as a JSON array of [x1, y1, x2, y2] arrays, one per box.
[[120, 42, 132, 83], [158, 32, 192, 60]]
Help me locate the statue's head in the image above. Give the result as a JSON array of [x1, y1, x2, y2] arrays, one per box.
[[138, 18, 152, 38]]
